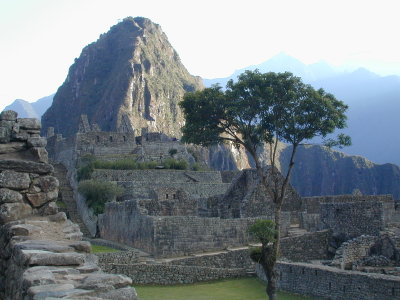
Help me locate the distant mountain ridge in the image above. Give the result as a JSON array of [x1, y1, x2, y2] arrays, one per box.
[[3, 94, 54, 119], [204, 53, 400, 166]]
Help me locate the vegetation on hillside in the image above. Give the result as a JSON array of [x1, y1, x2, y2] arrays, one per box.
[[77, 154, 206, 181], [78, 180, 124, 215]]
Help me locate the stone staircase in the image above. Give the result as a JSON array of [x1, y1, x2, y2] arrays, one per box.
[[52, 163, 91, 237], [288, 223, 308, 238]]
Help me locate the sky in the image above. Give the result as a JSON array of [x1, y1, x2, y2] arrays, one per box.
[[1, 0, 400, 110]]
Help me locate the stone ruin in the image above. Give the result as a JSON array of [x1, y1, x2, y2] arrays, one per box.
[[43, 115, 400, 299], [0, 111, 137, 300]]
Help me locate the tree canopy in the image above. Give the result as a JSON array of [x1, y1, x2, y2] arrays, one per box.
[[179, 70, 350, 300]]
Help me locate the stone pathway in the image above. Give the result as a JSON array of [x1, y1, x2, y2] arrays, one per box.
[[52, 163, 91, 237], [3, 213, 137, 299]]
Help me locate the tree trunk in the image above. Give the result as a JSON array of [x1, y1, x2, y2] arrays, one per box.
[[262, 259, 278, 300]]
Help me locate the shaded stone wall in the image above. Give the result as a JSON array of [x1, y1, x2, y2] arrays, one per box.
[[321, 201, 385, 240], [257, 262, 400, 300], [280, 230, 332, 262], [219, 168, 302, 219]]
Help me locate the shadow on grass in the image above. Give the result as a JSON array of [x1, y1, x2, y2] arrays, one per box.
[[135, 277, 315, 300]]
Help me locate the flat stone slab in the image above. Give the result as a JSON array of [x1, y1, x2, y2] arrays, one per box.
[[15, 240, 75, 253], [21, 250, 86, 266], [0, 159, 53, 174]]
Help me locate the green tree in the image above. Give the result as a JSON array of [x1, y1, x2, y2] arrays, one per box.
[[179, 70, 350, 300]]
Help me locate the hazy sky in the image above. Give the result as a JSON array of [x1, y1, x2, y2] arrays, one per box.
[[1, 0, 400, 109]]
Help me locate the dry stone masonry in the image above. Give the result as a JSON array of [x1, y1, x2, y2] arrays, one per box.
[[0, 111, 137, 300]]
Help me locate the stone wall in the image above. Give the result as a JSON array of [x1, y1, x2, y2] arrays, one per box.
[[98, 199, 291, 257], [280, 230, 332, 262], [257, 262, 400, 300], [321, 201, 385, 240], [0, 111, 137, 300], [103, 263, 250, 285], [300, 195, 394, 237], [92, 169, 224, 184], [331, 235, 378, 269]]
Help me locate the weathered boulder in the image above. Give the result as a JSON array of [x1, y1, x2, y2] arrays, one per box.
[[27, 137, 47, 148]]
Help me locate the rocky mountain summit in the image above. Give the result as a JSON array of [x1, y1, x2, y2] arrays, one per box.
[[42, 17, 203, 137]]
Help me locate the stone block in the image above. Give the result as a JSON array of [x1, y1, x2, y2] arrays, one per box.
[[22, 266, 56, 287], [96, 287, 139, 300], [48, 212, 67, 222], [27, 137, 47, 148], [9, 224, 41, 236], [78, 273, 132, 290], [26, 190, 58, 207], [30, 147, 49, 163], [0, 170, 30, 189], [0, 188, 23, 204], [0, 142, 26, 154], [0, 203, 32, 224], [38, 201, 59, 216], [18, 118, 41, 130], [0, 159, 53, 174], [0, 127, 10, 143], [33, 176, 59, 193], [24, 250, 86, 266], [0, 110, 17, 121], [15, 240, 74, 253]]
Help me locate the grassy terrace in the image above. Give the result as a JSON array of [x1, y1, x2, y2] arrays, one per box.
[[136, 278, 315, 300]]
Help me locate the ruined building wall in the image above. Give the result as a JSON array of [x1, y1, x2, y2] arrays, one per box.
[[98, 199, 291, 257], [300, 194, 394, 235]]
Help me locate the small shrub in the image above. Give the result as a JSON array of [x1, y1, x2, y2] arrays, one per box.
[[78, 180, 124, 215], [249, 246, 262, 263], [77, 164, 94, 181], [169, 148, 178, 156], [163, 158, 188, 170]]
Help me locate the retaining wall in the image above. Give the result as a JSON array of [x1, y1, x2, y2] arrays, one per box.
[[257, 262, 400, 300]]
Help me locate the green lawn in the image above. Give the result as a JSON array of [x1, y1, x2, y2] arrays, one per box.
[[135, 277, 315, 300], [91, 244, 120, 253]]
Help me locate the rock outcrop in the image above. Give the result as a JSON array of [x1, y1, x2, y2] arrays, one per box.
[[280, 144, 400, 199], [0, 111, 137, 300], [42, 17, 203, 138]]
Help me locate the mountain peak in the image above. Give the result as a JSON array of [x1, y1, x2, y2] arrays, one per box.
[[42, 17, 203, 137]]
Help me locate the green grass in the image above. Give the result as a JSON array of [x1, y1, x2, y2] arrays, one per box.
[[135, 277, 314, 300], [91, 244, 120, 253]]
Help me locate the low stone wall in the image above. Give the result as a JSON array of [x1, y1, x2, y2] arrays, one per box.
[[92, 169, 223, 184], [257, 262, 400, 300], [103, 263, 251, 285], [99, 247, 255, 284]]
